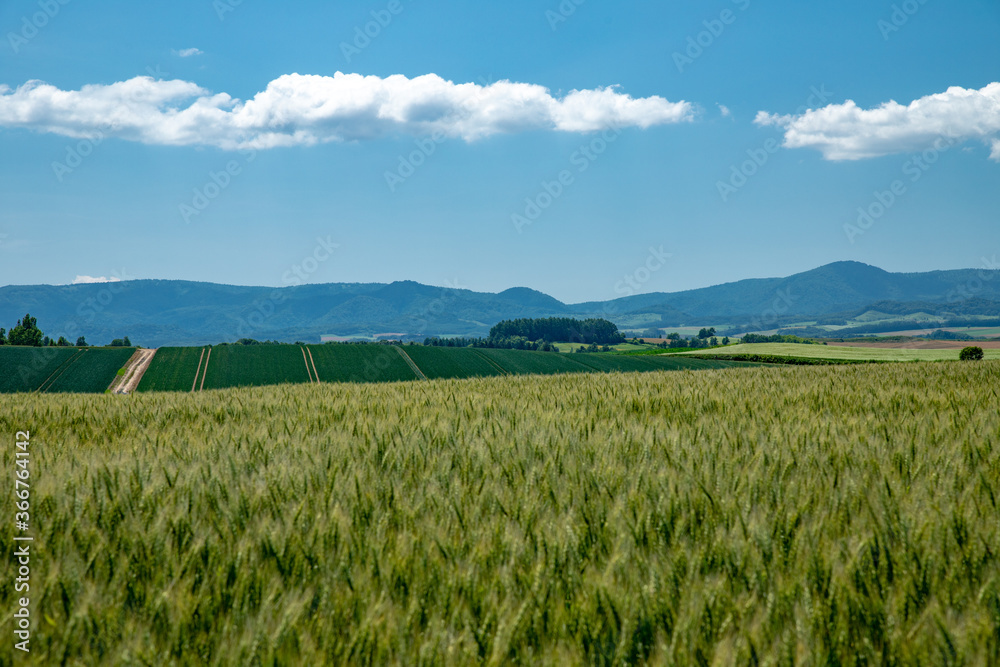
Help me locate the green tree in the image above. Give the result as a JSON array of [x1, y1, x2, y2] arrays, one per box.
[[8, 313, 43, 347], [959, 346, 984, 361], [698, 327, 717, 339], [123, 336, 132, 347], [722, 336, 730, 346], [76, 336, 88, 347], [0, 327, 6, 345], [56, 336, 70, 347]]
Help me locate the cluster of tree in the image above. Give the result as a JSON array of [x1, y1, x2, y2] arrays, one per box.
[[423, 336, 558, 351], [740, 333, 816, 345], [489, 318, 624, 345], [0, 313, 92, 347], [960, 346, 985, 361], [651, 330, 729, 349]]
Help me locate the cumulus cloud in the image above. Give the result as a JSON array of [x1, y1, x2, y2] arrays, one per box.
[[0, 72, 693, 149], [72, 275, 122, 284], [755, 82, 1000, 161], [718, 104, 731, 118], [173, 48, 204, 58]]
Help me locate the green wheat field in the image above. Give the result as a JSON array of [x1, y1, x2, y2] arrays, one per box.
[[2, 362, 999, 665]]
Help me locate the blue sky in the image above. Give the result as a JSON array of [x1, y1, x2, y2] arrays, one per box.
[[1, 0, 998, 303]]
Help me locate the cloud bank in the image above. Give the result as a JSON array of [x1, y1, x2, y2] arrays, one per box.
[[0, 72, 693, 149], [71, 275, 122, 285], [756, 82, 1000, 161], [173, 48, 204, 58]]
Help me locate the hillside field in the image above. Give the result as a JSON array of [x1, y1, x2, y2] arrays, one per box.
[[2, 362, 998, 664], [137, 347, 207, 392], [686, 342, 1000, 362], [0, 347, 136, 393]]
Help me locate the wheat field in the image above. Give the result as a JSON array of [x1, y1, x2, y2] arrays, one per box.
[[2, 362, 999, 665]]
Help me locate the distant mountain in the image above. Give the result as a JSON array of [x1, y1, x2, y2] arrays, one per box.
[[2, 262, 998, 347]]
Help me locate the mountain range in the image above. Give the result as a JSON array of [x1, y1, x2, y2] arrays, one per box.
[[2, 262, 999, 347]]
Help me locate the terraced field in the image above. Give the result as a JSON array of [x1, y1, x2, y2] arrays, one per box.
[[137, 347, 208, 392], [0, 346, 80, 392], [44, 348, 137, 393], [403, 345, 505, 379], [201, 345, 312, 390], [306, 344, 418, 383]]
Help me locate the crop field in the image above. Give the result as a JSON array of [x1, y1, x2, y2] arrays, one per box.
[[474, 348, 594, 375], [2, 362, 998, 664], [42, 348, 138, 394], [688, 342, 1000, 362], [0, 347, 80, 393], [137, 347, 207, 392], [306, 344, 418, 383], [200, 345, 312, 390], [401, 345, 504, 379], [570, 353, 759, 374]]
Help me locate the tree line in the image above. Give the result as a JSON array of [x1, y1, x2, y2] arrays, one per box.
[[0, 313, 131, 348]]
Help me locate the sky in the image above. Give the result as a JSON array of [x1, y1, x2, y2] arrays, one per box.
[[0, 0, 998, 304]]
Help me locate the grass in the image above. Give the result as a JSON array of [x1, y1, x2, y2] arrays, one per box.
[[685, 342, 1000, 362], [201, 345, 312, 390], [567, 353, 760, 373], [401, 345, 504, 379], [43, 348, 138, 394], [0, 346, 80, 393], [137, 347, 207, 393], [306, 344, 418, 383], [1, 362, 998, 663]]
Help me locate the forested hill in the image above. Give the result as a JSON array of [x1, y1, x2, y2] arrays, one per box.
[[1, 262, 998, 347]]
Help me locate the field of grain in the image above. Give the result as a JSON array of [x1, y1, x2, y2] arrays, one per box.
[[689, 342, 1000, 362], [2, 362, 998, 664], [474, 348, 593, 375]]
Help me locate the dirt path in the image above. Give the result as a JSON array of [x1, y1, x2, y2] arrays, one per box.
[[113, 348, 157, 394], [305, 346, 320, 383], [395, 346, 427, 381], [199, 347, 212, 391]]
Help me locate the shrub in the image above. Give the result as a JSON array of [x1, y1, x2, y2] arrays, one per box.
[[959, 346, 984, 361]]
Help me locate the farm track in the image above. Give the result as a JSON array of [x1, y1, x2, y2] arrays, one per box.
[[191, 348, 206, 392], [112, 349, 157, 394], [472, 348, 510, 375], [36, 349, 85, 393], [395, 346, 427, 380], [199, 347, 212, 391], [305, 346, 320, 383]]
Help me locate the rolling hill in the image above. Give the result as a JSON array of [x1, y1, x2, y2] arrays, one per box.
[[1, 262, 998, 347]]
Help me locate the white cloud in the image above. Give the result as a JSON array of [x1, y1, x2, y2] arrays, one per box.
[[72, 275, 122, 284], [718, 104, 731, 118], [173, 48, 203, 58], [756, 82, 1000, 161], [0, 73, 694, 150]]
